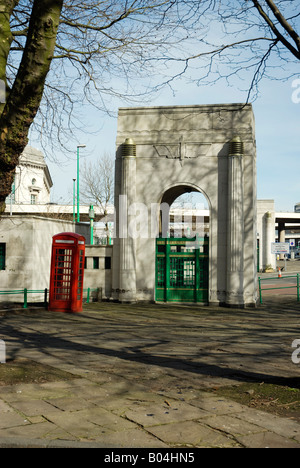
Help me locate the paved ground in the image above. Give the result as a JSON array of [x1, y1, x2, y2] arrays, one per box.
[[0, 296, 299, 449], [277, 258, 300, 271], [258, 259, 300, 299]]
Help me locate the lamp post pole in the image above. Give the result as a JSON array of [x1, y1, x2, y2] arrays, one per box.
[[73, 178, 76, 222], [76, 145, 86, 222]]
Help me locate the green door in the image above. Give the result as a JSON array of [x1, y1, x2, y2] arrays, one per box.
[[155, 237, 209, 303]]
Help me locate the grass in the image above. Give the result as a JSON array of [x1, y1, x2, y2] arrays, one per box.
[[0, 358, 78, 386], [207, 382, 300, 422]]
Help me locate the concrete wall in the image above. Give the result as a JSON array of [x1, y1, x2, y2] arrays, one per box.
[[0, 216, 89, 302], [84, 245, 113, 300]]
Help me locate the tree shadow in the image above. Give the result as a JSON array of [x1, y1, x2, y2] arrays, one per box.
[[1, 312, 299, 390]]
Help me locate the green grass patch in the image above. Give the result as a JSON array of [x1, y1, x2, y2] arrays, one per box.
[[0, 359, 78, 386], [207, 382, 300, 422]]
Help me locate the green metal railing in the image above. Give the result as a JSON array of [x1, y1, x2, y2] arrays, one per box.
[[0, 288, 48, 309], [258, 274, 300, 304], [83, 288, 100, 304], [0, 287, 99, 309]]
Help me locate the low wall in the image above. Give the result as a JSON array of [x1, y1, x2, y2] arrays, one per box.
[[0, 216, 89, 302], [84, 245, 113, 300]]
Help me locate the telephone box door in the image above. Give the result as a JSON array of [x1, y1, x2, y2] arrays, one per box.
[[49, 233, 85, 313]]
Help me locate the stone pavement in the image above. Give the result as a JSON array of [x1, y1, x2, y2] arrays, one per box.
[[0, 298, 299, 449]]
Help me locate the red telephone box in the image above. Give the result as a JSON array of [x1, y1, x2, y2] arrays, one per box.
[[49, 233, 85, 313]]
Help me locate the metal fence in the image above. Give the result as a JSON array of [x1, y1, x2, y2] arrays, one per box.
[[258, 274, 300, 304], [0, 288, 100, 309]]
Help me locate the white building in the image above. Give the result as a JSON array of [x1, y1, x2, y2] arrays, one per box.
[[6, 146, 53, 206]]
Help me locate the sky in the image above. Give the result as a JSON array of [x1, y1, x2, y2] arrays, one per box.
[[41, 73, 300, 213], [7, 0, 297, 214]]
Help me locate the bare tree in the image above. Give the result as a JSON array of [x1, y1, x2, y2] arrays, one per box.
[[163, 1, 300, 101], [0, 0, 203, 215], [80, 152, 114, 242], [8, 0, 203, 156], [81, 152, 114, 216], [0, 0, 299, 217]]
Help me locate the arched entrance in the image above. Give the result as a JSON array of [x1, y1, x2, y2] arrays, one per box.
[[156, 187, 210, 303], [112, 104, 258, 307]]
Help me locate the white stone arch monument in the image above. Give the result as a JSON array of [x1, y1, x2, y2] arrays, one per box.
[[111, 104, 257, 307]]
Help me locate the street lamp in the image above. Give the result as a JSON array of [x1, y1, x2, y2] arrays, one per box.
[[77, 144, 86, 222], [89, 205, 95, 245]]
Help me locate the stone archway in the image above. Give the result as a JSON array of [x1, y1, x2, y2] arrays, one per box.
[[156, 184, 210, 304], [111, 104, 258, 308]]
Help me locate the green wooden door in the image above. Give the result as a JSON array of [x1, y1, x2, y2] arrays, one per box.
[[155, 237, 209, 303]]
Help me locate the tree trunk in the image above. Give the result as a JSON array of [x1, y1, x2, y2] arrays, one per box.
[[0, 0, 63, 215]]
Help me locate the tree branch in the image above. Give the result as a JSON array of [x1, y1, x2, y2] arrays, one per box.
[[252, 0, 300, 59], [265, 0, 300, 52]]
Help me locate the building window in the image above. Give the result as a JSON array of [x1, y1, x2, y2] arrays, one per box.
[[0, 244, 6, 270], [31, 194, 37, 205], [32, 178, 36, 186], [105, 257, 111, 270], [93, 257, 99, 270], [6, 179, 15, 204]]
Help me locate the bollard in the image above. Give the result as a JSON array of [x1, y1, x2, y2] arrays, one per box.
[[44, 288, 48, 308], [23, 288, 28, 308]]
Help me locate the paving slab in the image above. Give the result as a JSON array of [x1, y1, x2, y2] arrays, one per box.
[[0, 300, 299, 448], [237, 432, 300, 449], [123, 400, 210, 427], [202, 414, 267, 437], [146, 421, 240, 448], [7, 399, 61, 417]]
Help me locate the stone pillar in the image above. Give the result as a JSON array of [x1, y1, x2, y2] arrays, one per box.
[[111, 150, 121, 301], [264, 211, 274, 269], [118, 139, 137, 303], [226, 137, 244, 306]]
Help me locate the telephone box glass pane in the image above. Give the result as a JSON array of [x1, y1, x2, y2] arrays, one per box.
[[54, 248, 72, 301], [77, 250, 84, 300]]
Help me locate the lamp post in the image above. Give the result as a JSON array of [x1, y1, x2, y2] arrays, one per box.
[[77, 145, 86, 222], [89, 205, 95, 245], [73, 178, 76, 222]]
